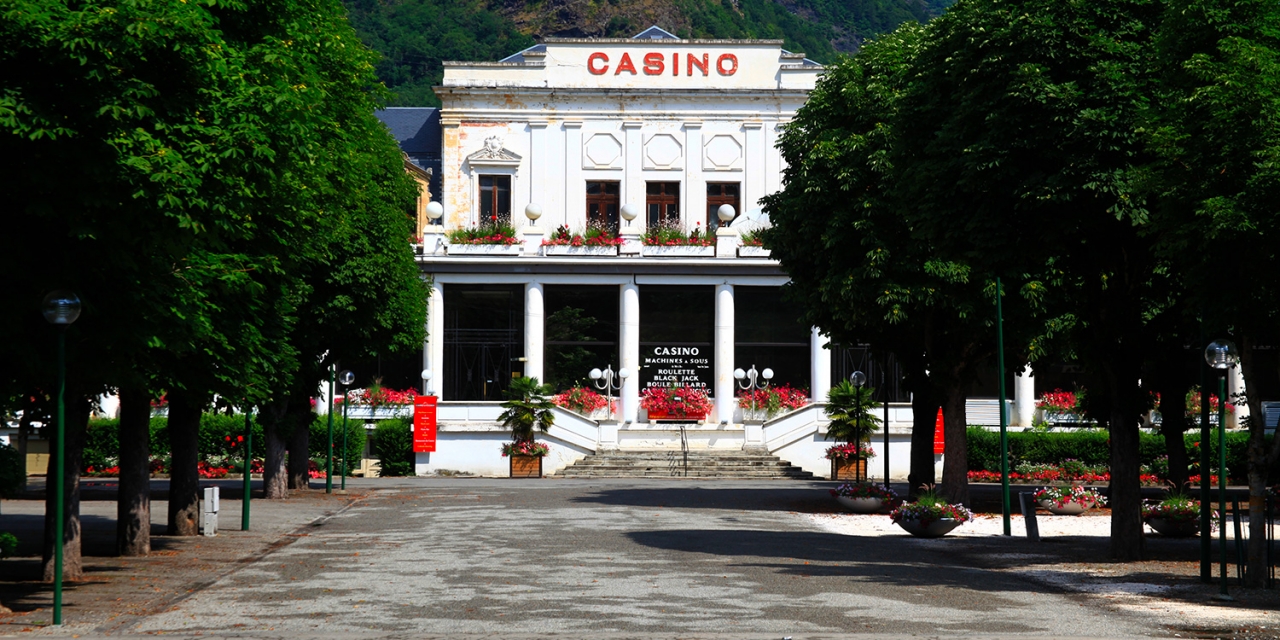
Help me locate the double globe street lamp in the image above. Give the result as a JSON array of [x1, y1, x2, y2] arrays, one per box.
[[1204, 339, 1239, 599], [589, 365, 630, 421], [338, 370, 355, 492], [734, 364, 773, 420], [42, 290, 81, 626]]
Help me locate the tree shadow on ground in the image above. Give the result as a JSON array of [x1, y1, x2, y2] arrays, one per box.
[[570, 485, 846, 513]]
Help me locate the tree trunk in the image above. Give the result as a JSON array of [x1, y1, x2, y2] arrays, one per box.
[[286, 391, 312, 490], [260, 398, 290, 499], [1241, 336, 1270, 587], [116, 387, 151, 556], [1155, 379, 1190, 490], [907, 385, 937, 496], [1110, 408, 1145, 561], [42, 395, 89, 582], [939, 383, 970, 506], [166, 390, 203, 536]]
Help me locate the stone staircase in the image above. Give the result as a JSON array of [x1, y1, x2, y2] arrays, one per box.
[[556, 450, 816, 479]]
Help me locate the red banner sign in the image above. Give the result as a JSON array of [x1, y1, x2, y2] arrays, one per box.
[[933, 408, 945, 455], [414, 395, 438, 453]]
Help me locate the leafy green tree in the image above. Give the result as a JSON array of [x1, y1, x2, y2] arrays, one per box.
[[1145, 0, 1280, 583], [498, 377, 556, 443], [890, 0, 1166, 560]]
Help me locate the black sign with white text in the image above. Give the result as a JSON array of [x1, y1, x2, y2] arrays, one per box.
[[639, 344, 713, 393]]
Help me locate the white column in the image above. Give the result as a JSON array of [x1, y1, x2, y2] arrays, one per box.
[[684, 121, 703, 226], [427, 281, 445, 397], [620, 282, 641, 424], [623, 121, 643, 228], [715, 284, 736, 426], [564, 122, 583, 229], [524, 282, 545, 384], [743, 122, 765, 212], [1228, 364, 1249, 428], [1014, 365, 1036, 427], [810, 327, 831, 403]]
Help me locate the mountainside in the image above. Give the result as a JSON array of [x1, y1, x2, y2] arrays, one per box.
[[344, 0, 953, 107]]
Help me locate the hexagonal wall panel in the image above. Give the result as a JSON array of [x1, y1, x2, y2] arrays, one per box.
[[703, 134, 743, 171], [583, 133, 623, 169], [643, 133, 682, 170]]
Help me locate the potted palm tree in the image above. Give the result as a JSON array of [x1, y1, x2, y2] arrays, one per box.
[[824, 379, 881, 481], [498, 377, 556, 478]]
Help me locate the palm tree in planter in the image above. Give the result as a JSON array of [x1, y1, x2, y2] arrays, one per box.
[[498, 377, 556, 478], [824, 379, 882, 481]]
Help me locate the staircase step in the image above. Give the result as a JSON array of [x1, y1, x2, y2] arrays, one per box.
[[555, 449, 814, 479]]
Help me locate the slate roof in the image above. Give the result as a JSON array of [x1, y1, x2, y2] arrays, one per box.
[[374, 107, 442, 197]]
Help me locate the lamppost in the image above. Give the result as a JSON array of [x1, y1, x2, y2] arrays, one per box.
[[421, 368, 434, 396], [42, 290, 80, 626], [1205, 339, 1238, 599], [733, 364, 773, 420], [338, 370, 354, 491], [882, 369, 890, 488], [620, 203, 639, 229], [326, 365, 335, 494], [851, 370, 867, 482], [241, 406, 252, 531], [588, 365, 629, 421]]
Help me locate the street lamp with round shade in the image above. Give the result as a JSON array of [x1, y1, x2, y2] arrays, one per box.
[[717, 204, 736, 226], [733, 368, 746, 380], [421, 369, 433, 395], [338, 370, 354, 490], [426, 201, 443, 221], [524, 203, 543, 225], [762, 368, 774, 381], [42, 290, 80, 625], [851, 370, 866, 482], [1204, 339, 1238, 598], [620, 203, 639, 226], [589, 368, 603, 380]]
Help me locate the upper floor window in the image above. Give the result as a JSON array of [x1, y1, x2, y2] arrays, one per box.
[[646, 182, 680, 228], [479, 175, 511, 224], [586, 181, 620, 232], [706, 182, 740, 227]]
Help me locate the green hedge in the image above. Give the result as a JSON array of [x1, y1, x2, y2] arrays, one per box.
[[0, 443, 23, 498], [374, 419, 414, 477], [307, 415, 366, 476], [966, 426, 1262, 480]]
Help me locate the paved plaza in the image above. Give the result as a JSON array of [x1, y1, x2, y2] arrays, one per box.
[[2, 479, 1278, 638]]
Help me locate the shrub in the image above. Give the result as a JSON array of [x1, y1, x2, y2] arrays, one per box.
[[84, 419, 122, 471], [374, 419, 415, 477], [0, 443, 23, 498], [308, 415, 367, 476], [0, 531, 17, 558]]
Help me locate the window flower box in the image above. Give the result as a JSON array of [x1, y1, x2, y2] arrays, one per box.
[[641, 245, 715, 258], [737, 246, 771, 258], [448, 244, 524, 256], [544, 245, 618, 257]]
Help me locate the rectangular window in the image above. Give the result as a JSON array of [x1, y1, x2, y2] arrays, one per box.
[[646, 182, 680, 228], [479, 175, 511, 224], [585, 181, 621, 231], [706, 182, 740, 227]]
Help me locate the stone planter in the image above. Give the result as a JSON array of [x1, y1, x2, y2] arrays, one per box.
[[1038, 499, 1094, 515], [1147, 517, 1199, 537], [896, 518, 963, 538], [447, 244, 523, 256], [830, 458, 868, 481], [737, 246, 771, 258], [646, 410, 708, 422], [509, 454, 543, 479], [543, 245, 619, 257], [640, 245, 715, 258], [836, 496, 884, 514]]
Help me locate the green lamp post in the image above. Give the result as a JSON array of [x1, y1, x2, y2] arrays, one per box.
[[1204, 339, 1238, 599], [42, 290, 81, 626], [338, 370, 354, 491]]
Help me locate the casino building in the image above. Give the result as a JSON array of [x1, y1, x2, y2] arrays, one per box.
[[375, 27, 1034, 478]]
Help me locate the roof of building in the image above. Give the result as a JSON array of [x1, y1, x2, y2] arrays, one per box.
[[499, 26, 819, 67], [375, 107, 440, 156]]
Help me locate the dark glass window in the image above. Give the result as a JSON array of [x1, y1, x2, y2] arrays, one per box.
[[735, 287, 810, 390], [479, 175, 511, 224], [640, 285, 714, 395], [443, 284, 523, 401], [586, 181, 620, 231], [706, 182, 740, 227], [646, 182, 680, 227], [544, 286, 620, 392]]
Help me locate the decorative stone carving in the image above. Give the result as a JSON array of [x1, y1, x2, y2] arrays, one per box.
[[466, 136, 522, 166], [583, 132, 623, 170], [642, 133, 682, 170], [703, 134, 743, 171]]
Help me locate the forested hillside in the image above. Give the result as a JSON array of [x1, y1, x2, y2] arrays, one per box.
[[344, 0, 953, 106]]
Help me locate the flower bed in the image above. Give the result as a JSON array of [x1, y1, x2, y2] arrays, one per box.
[[542, 224, 625, 247], [825, 442, 875, 460], [447, 222, 520, 245], [501, 440, 550, 457], [737, 384, 808, 419], [641, 386, 712, 420], [967, 468, 1160, 485], [552, 386, 614, 416], [641, 223, 713, 247]]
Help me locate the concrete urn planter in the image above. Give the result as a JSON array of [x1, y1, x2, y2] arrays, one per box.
[[1146, 517, 1199, 537], [1038, 499, 1094, 515], [836, 496, 884, 514], [895, 518, 962, 538]]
